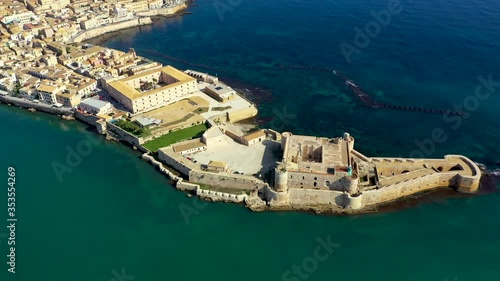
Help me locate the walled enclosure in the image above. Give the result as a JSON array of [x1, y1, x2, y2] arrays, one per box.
[[262, 132, 482, 212]]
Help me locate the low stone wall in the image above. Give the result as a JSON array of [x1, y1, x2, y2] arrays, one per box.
[[351, 150, 371, 162], [136, 4, 186, 17], [106, 121, 153, 146], [189, 170, 265, 191], [265, 129, 281, 141], [288, 188, 345, 207], [447, 155, 481, 193], [141, 153, 181, 181], [72, 17, 152, 43], [361, 172, 454, 207], [176, 179, 198, 191], [196, 188, 248, 203], [142, 153, 246, 203], [0, 95, 73, 115], [158, 147, 196, 177], [227, 106, 258, 123], [74, 111, 101, 126]]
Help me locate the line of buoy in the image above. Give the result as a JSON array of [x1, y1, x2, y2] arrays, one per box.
[[126, 53, 467, 117], [142, 50, 222, 72], [280, 65, 466, 116]]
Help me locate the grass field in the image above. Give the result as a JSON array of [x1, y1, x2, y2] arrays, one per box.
[[143, 124, 208, 152]]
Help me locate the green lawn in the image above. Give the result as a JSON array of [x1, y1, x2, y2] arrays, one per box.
[[143, 124, 208, 152]]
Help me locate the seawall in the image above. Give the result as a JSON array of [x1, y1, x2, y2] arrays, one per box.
[[0, 95, 73, 115]]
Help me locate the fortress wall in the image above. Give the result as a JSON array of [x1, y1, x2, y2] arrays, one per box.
[[265, 129, 281, 141], [445, 155, 481, 193], [106, 122, 144, 146], [351, 150, 371, 162], [287, 171, 346, 190], [361, 173, 457, 206], [158, 148, 193, 177], [288, 188, 345, 206], [189, 170, 264, 191], [265, 185, 289, 203], [74, 111, 101, 126], [141, 153, 181, 181], [227, 106, 258, 123], [196, 188, 248, 203], [72, 17, 152, 43], [176, 179, 199, 191], [223, 129, 243, 143]]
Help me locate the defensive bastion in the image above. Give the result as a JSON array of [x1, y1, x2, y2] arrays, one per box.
[[153, 126, 481, 214], [259, 132, 481, 213]]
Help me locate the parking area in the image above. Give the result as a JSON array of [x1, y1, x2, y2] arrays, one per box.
[[188, 136, 281, 175]]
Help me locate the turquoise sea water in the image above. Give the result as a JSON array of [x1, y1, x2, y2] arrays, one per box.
[[2, 0, 500, 280]]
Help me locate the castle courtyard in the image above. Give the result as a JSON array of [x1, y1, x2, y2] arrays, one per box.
[[189, 138, 281, 175]]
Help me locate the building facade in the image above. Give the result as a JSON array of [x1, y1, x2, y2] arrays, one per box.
[[105, 65, 197, 113]]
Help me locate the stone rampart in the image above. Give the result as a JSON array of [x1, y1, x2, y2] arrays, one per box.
[[264, 184, 289, 203], [288, 188, 345, 206], [141, 153, 181, 181], [157, 147, 195, 177], [196, 188, 248, 203], [176, 179, 198, 191], [106, 121, 153, 146], [74, 111, 101, 126], [189, 170, 265, 191], [351, 149, 371, 162], [227, 106, 258, 123], [361, 172, 455, 206], [446, 155, 481, 193]]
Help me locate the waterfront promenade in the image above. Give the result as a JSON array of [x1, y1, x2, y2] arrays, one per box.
[[0, 94, 73, 116]]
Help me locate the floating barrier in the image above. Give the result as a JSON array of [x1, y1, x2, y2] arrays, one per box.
[[142, 50, 222, 72], [279, 64, 466, 116], [128, 51, 467, 117]]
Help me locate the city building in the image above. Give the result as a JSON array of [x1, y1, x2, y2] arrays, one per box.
[[105, 65, 197, 113], [78, 98, 113, 115], [204, 81, 236, 102]]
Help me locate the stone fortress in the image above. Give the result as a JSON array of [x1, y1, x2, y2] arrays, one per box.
[[262, 132, 481, 213], [153, 124, 482, 214]]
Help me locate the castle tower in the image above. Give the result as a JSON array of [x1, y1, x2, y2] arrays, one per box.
[[344, 176, 359, 194], [343, 132, 355, 151], [274, 166, 288, 192], [281, 132, 292, 150]]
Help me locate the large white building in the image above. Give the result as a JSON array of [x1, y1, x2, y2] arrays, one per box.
[[105, 65, 197, 114], [1, 12, 39, 25], [78, 98, 113, 115]]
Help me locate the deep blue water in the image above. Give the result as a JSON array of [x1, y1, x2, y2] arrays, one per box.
[[1, 0, 500, 280], [95, 0, 500, 167]]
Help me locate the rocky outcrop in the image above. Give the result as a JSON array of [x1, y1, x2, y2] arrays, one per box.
[[61, 115, 75, 120]]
